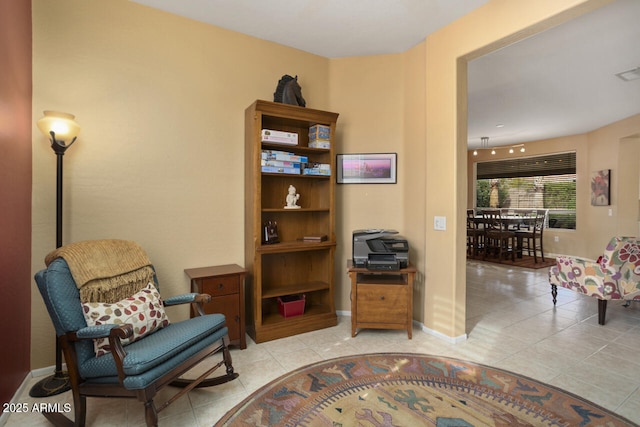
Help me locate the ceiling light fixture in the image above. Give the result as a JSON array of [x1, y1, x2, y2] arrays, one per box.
[[471, 137, 525, 156], [615, 66, 640, 82]]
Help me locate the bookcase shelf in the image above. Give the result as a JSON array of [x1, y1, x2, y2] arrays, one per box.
[[261, 208, 330, 213], [244, 100, 339, 343]]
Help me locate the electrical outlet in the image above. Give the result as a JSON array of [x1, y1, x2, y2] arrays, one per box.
[[554, 236, 559, 242]]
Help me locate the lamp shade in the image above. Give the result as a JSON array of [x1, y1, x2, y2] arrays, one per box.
[[37, 111, 80, 145]]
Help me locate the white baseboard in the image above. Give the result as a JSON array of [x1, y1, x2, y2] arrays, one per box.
[[0, 363, 69, 426], [30, 364, 65, 378], [336, 311, 467, 343], [419, 322, 467, 343]]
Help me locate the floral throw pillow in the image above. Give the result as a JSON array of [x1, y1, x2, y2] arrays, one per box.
[[81, 282, 170, 357]]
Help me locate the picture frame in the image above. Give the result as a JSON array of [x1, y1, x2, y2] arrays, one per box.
[[590, 169, 610, 206], [336, 153, 397, 184]]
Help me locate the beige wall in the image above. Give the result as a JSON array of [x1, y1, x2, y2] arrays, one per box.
[[422, 0, 612, 338], [467, 114, 640, 260], [329, 54, 407, 314], [31, 0, 626, 368], [617, 135, 640, 240], [31, 0, 331, 368], [588, 115, 640, 255]]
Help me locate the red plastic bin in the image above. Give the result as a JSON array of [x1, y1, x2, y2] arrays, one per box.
[[277, 294, 306, 318]]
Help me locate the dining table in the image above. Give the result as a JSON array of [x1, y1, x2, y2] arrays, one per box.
[[472, 210, 536, 258]]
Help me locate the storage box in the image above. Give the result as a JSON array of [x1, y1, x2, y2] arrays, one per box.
[[262, 129, 298, 145], [309, 141, 331, 149], [303, 168, 331, 176], [262, 150, 308, 163], [261, 166, 301, 175], [277, 294, 306, 318], [308, 124, 331, 142]]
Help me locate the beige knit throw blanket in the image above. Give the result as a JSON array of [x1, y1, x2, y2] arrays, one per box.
[[45, 239, 155, 303]]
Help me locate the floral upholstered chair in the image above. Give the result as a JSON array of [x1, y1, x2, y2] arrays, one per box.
[[549, 236, 640, 324]]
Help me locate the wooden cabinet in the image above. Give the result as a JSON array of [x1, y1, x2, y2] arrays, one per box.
[[245, 100, 339, 343], [347, 261, 416, 339], [185, 264, 247, 349]]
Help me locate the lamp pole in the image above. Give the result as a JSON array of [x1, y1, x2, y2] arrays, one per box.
[[30, 112, 79, 398]]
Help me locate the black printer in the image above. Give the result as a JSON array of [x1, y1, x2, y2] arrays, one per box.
[[352, 229, 409, 270]]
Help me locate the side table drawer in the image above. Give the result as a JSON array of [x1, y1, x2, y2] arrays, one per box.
[[357, 284, 407, 324], [200, 276, 239, 297]]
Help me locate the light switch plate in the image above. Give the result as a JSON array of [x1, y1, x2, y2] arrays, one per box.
[[434, 216, 446, 231]]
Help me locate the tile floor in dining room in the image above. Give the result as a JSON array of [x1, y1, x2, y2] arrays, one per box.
[[6, 260, 640, 427]]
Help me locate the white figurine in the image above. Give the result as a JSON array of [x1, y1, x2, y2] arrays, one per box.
[[284, 184, 301, 209]]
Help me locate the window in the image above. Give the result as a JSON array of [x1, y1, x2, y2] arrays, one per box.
[[475, 152, 576, 229]]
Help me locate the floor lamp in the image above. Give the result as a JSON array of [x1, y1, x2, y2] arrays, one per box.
[[29, 111, 80, 398]]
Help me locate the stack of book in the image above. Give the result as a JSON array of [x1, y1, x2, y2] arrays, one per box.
[[261, 150, 308, 175]]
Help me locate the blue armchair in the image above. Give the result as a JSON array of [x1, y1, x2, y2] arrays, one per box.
[[35, 239, 238, 426]]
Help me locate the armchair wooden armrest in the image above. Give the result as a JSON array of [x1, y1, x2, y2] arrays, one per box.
[[74, 323, 133, 341], [108, 324, 134, 384], [63, 324, 134, 388], [164, 292, 212, 316]]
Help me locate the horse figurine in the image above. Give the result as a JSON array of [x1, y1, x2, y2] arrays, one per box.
[[274, 75, 306, 107]]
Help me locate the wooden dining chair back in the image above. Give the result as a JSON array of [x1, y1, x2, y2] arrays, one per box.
[[515, 209, 547, 262], [466, 209, 483, 257], [533, 209, 548, 262], [482, 209, 516, 262]]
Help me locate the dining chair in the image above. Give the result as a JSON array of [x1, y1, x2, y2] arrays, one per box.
[[482, 209, 516, 262], [516, 209, 547, 262], [466, 209, 483, 257]]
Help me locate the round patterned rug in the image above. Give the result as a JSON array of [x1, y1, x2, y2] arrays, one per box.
[[215, 353, 636, 426]]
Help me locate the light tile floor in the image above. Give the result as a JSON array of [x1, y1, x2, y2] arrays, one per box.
[[4, 260, 640, 426]]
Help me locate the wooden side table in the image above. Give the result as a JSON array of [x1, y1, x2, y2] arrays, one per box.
[[184, 264, 247, 349], [347, 260, 416, 339]]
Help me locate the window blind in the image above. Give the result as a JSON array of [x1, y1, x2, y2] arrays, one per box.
[[477, 152, 576, 180], [475, 152, 576, 229]]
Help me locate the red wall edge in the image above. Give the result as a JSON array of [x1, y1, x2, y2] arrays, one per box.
[[0, 0, 33, 405]]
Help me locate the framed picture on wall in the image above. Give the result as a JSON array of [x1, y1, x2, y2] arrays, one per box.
[[336, 153, 397, 184], [590, 169, 611, 206]]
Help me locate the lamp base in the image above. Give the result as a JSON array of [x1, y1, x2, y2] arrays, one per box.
[[29, 371, 71, 397]]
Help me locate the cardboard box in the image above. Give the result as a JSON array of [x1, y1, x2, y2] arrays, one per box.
[[261, 159, 301, 168], [277, 294, 305, 318], [262, 129, 298, 145], [261, 166, 301, 175], [262, 150, 308, 163], [309, 141, 331, 149], [309, 124, 331, 142], [303, 168, 331, 176]]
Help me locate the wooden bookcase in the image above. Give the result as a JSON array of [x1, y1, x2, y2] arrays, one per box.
[[244, 100, 339, 343]]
